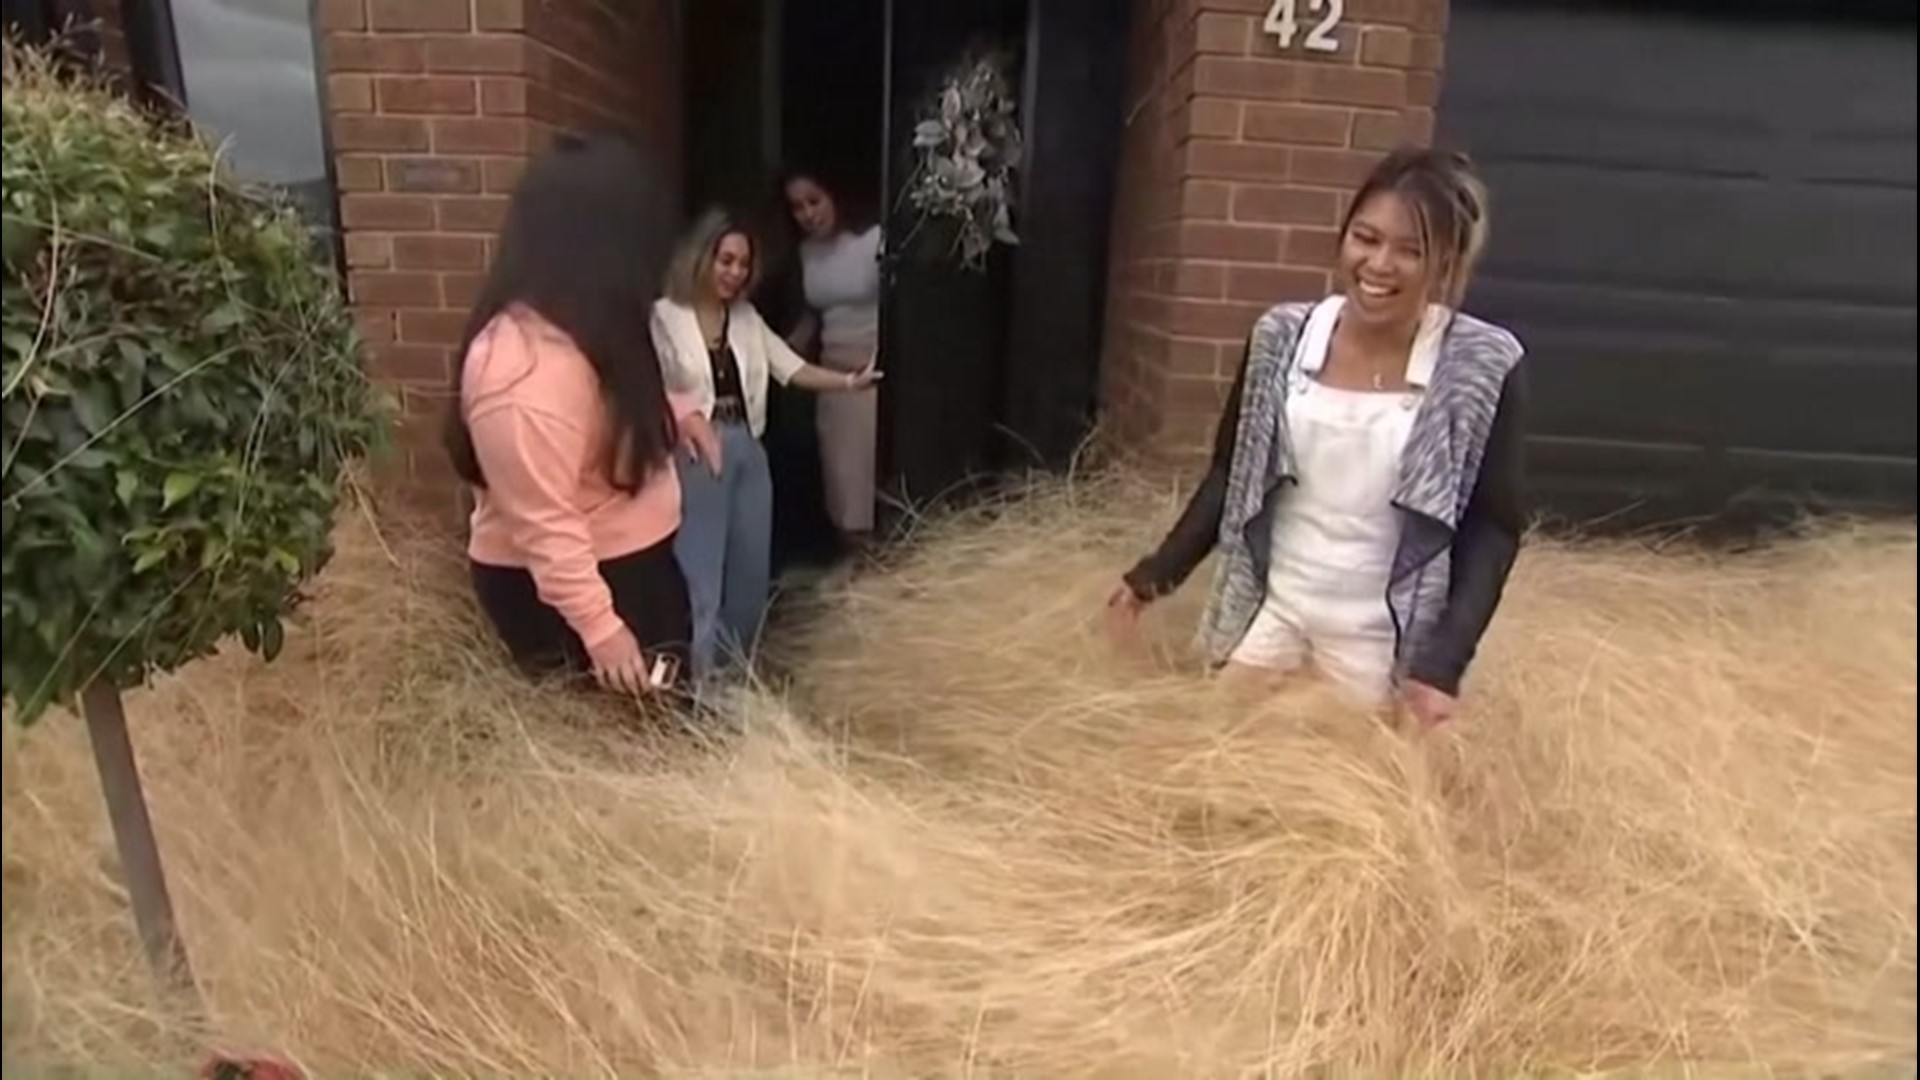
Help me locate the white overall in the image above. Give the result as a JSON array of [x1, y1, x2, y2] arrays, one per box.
[[1228, 297, 1449, 705]]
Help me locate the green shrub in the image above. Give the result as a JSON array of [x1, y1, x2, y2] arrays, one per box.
[[1, 45, 388, 725]]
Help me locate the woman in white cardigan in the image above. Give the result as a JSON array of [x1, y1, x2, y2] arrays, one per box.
[[654, 208, 881, 678]]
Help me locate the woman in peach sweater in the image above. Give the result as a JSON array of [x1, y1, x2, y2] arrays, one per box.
[[443, 134, 719, 696]]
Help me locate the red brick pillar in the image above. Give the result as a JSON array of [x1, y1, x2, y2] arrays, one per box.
[[1100, 0, 1448, 467], [317, 0, 682, 515]]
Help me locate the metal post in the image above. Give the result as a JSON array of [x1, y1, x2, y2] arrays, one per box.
[[81, 682, 198, 998]]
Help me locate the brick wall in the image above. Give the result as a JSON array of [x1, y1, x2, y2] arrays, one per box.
[[319, 0, 682, 502], [1100, 0, 1447, 466]]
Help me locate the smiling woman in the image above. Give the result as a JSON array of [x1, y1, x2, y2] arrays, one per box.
[[1110, 147, 1526, 731], [652, 209, 883, 682]]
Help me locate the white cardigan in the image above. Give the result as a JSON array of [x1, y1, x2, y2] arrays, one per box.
[[650, 298, 806, 438]]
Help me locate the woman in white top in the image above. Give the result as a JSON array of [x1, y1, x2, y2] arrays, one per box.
[[782, 167, 884, 548], [654, 208, 881, 678], [1110, 149, 1530, 729]]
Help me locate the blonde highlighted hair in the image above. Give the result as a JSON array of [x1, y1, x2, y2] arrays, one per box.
[[662, 207, 760, 306], [1341, 147, 1490, 308]]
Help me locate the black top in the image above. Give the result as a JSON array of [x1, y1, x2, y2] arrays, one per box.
[[706, 313, 746, 419], [1121, 333, 1531, 696]]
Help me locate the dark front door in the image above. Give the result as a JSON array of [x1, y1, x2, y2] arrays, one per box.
[[1000, 0, 1128, 468], [875, 0, 1128, 514], [877, 0, 1029, 516]]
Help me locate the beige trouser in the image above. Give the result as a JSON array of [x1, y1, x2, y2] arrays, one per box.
[[816, 342, 877, 534]]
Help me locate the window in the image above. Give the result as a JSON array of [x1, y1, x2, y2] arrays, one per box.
[[167, 0, 340, 251]]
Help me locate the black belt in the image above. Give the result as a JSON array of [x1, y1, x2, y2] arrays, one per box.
[[711, 397, 748, 425]]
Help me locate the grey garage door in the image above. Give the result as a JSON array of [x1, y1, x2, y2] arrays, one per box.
[[1439, 0, 1917, 528]]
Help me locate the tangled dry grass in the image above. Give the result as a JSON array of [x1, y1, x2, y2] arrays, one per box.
[[3, 475, 1915, 1077]]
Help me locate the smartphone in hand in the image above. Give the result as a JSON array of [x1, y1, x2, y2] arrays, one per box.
[[647, 652, 681, 691]]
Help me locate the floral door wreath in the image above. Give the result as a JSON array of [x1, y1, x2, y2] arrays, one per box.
[[899, 48, 1025, 272]]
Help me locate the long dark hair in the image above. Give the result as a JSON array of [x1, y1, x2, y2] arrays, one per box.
[[444, 133, 678, 493], [777, 160, 881, 238]]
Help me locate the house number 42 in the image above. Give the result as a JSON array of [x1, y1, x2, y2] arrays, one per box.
[[1264, 0, 1345, 53]]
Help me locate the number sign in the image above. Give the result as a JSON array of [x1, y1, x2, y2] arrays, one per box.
[[1264, 0, 1345, 54]]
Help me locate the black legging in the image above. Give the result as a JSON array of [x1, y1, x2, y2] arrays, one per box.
[[470, 534, 693, 692]]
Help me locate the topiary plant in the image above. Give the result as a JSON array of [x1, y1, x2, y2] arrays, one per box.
[[2, 44, 385, 721], [2, 42, 387, 990]]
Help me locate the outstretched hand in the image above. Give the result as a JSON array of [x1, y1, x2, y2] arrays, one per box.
[[843, 357, 884, 392]]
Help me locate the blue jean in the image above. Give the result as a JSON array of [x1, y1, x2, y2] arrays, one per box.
[[674, 421, 773, 678]]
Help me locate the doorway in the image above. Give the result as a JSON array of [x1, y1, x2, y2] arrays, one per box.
[[764, 0, 885, 572], [876, 0, 1028, 515], [682, 0, 885, 574], [879, 0, 1128, 507], [680, 0, 1129, 569]]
